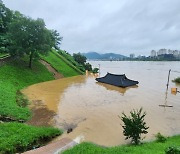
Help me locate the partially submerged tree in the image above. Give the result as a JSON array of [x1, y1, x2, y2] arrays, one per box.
[[120, 108, 149, 145]]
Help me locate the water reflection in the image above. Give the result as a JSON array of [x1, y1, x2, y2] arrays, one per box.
[[96, 82, 138, 95]]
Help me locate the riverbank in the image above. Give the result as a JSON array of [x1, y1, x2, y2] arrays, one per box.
[[22, 60, 180, 147], [0, 53, 82, 153], [63, 135, 180, 154]]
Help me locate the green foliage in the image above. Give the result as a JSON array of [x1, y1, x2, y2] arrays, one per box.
[[92, 68, 99, 73], [0, 58, 54, 121], [41, 51, 82, 77], [173, 77, 180, 83], [165, 146, 180, 154], [85, 62, 92, 71], [121, 108, 149, 145], [0, 2, 62, 68], [0, 1, 13, 53], [57, 50, 86, 72], [0, 52, 9, 58], [0, 122, 63, 154], [7, 16, 57, 68], [50, 30, 62, 50], [63, 135, 180, 154], [155, 132, 167, 143], [73, 52, 87, 65]]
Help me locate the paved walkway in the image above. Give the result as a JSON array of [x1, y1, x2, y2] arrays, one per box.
[[23, 138, 77, 154]]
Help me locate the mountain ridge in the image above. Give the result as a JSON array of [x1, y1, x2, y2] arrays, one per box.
[[82, 52, 127, 60]]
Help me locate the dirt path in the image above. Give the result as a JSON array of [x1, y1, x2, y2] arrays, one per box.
[[0, 56, 12, 66], [40, 59, 64, 79]]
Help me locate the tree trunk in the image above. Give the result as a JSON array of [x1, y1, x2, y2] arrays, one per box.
[[29, 52, 33, 69]]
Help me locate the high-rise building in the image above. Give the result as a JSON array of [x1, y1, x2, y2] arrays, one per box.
[[173, 50, 179, 57], [157, 49, 167, 55], [151, 50, 156, 57], [168, 49, 173, 54], [129, 53, 135, 59]]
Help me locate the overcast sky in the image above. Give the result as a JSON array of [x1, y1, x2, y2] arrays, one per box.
[[3, 0, 180, 56]]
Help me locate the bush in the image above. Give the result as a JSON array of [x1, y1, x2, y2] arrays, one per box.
[[173, 77, 180, 83], [155, 132, 167, 143], [120, 108, 149, 145], [165, 146, 180, 154], [92, 68, 99, 73], [84, 62, 92, 71]]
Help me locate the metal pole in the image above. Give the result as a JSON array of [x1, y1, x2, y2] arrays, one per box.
[[166, 69, 171, 91], [98, 64, 100, 77]]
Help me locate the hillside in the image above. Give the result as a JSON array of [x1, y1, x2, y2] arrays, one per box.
[[83, 52, 126, 60], [0, 50, 83, 153], [41, 50, 83, 77], [0, 58, 64, 153]]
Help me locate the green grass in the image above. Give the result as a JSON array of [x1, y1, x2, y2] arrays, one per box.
[[57, 50, 85, 73], [173, 77, 180, 83], [0, 53, 10, 59], [0, 58, 54, 121], [63, 135, 180, 154], [41, 51, 82, 77], [0, 122, 63, 154]]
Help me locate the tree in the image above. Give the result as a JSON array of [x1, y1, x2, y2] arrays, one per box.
[[50, 30, 62, 50], [73, 53, 87, 65], [8, 16, 61, 68], [84, 62, 92, 71], [120, 108, 149, 145], [0, 1, 13, 53]]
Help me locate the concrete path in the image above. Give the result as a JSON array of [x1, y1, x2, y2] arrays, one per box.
[[23, 138, 77, 154]]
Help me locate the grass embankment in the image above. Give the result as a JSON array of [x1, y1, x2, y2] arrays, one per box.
[[41, 50, 83, 77], [0, 58, 63, 153], [173, 77, 180, 83], [57, 50, 85, 73], [0, 58, 54, 121], [63, 135, 180, 154], [0, 122, 62, 154]]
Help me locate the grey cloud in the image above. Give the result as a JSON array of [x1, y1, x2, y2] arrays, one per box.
[[3, 0, 180, 56]]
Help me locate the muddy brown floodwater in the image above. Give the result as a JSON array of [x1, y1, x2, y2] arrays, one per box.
[[22, 61, 180, 147]]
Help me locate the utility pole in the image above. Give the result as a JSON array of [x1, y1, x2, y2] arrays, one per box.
[[98, 64, 100, 77], [166, 69, 171, 91]]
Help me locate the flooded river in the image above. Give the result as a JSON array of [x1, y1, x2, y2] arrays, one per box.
[[23, 61, 180, 146]]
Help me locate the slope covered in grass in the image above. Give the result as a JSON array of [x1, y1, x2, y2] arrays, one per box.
[[0, 58, 63, 154], [41, 51, 83, 77], [0, 122, 62, 154], [63, 135, 180, 154], [0, 58, 54, 121]]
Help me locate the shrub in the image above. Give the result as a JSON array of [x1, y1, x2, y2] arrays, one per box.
[[92, 68, 99, 73], [120, 108, 149, 145], [165, 146, 180, 154], [155, 132, 167, 143], [173, 77, 180, 83], [84, 62, 92, 71]]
